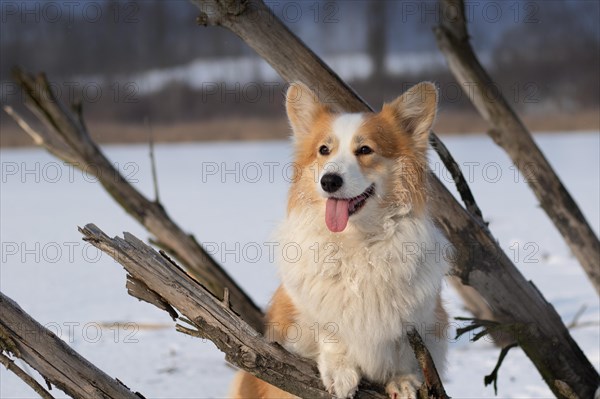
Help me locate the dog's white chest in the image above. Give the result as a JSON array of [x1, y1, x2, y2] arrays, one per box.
[[277, 212, 448, 345]]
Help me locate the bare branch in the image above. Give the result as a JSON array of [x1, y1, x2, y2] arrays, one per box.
[[0, 353, 55, 399], [407, 329, 450, 399], [5, 68, 263, 333], [434, 0, 600, 295], [0, 291, 144, 399], [567, 305, 588, 329], [484, 343, 518, 395], [144, 117, 161, 204], [2, 105, 79, 164], [429, 134, 484, 222], [126, 275, 178, 321], [447, 277, 514, 347]]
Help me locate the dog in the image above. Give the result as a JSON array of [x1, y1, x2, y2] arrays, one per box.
[[230, 82, 450, 399]]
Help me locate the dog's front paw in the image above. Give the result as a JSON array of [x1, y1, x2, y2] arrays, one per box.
[[319, 364, 360, 398], [385, 374, 422, 399]]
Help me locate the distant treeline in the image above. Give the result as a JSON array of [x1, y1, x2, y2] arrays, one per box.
[[1, 0, 598, 125]]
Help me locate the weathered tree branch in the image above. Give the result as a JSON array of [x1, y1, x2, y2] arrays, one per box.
[[455, 317, 522, 395], [407, 329, 450, 399], [3, 104, 80, 165], [79, 224, 448, 399], [484, 343, 519, 395], [427, 136, 513, 349], [188, 1, 599, 397], [434, 0, 600, 295], [4, 69, 263, 333], [446, 276, 513, 347], [0, 353, 55, 399], [428, 134, 483, 222], [0, 291, 144, 399]]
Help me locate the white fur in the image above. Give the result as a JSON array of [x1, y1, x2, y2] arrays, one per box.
[[319, 114, 372, 199], [276, 195, 450, 398]]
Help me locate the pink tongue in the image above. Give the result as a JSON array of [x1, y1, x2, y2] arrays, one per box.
[[325, 198, 349, 233]]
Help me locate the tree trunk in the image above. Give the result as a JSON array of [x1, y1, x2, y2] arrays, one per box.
[[434, 0, 600, 295]]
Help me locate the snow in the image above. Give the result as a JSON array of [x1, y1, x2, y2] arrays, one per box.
[[1, 132, 598, 398], [68, 51, 487, 97], [386, 52, 447, 76], [126, 52, 448, 95]]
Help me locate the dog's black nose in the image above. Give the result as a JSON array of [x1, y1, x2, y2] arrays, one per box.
[[321, 173, 343, 193]]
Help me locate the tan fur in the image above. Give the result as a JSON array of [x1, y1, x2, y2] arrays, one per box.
[[435, 293, 449, 341], [229, 287, 300, 398], [264, 286, 299, 344], [229, 369, 296, 399], [362, 111, 429, 215], [287, 108, 334, 215]]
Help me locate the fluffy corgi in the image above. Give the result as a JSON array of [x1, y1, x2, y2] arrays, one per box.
[[230, 82, 450, 399]]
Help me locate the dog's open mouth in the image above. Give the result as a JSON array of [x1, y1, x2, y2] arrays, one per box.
[[325, 184, 375, 233]]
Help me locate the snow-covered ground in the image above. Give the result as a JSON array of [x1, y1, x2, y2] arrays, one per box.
[[1, 132, 598, 398]]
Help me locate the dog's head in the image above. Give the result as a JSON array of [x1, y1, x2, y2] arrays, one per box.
[[285, 82, 438, 233]]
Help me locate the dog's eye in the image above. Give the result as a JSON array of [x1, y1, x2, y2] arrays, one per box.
[[357, 145, 373, 155], [319, 145, 330, 156]]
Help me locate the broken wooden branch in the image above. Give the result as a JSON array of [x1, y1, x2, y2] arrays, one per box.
[[79, 224, 448, 399], [3, 104, 80, 165], [428, 136, 508, 349], [484, 343, 519, 395], [434, 0, 600, 295], [0, 291, 144, 399], [188, 1, 600, 397], [447, 276, 514, 347], [407, 329, 450, 399], [0, 353, 55, 399], [429, 134, 483, 222], [455, 317, 523, 395], [4, 69, 263, 334]]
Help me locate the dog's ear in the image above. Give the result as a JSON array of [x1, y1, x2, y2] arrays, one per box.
[[384, 82, 438, 151], [285, 82, 328, 137]]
